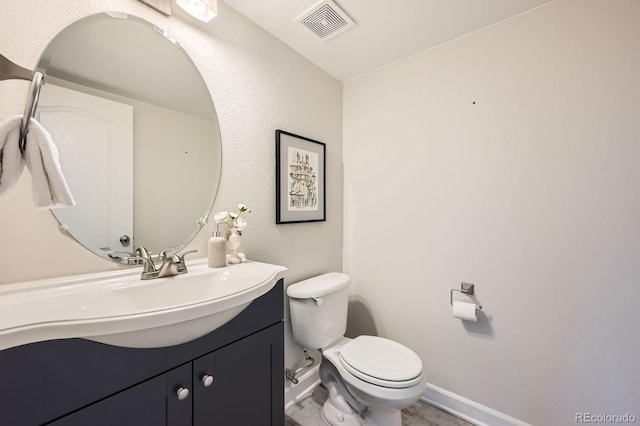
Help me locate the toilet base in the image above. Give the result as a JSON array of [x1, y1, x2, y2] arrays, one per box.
[[322, 399, 403, 426], [322, 398, 363, 426], [363, 406, 402, 426]]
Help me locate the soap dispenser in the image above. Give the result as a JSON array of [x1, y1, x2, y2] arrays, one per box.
[[208, 223, 226, 268]]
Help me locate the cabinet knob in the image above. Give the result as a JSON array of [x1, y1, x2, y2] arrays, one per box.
[[176, 387, 190, 400], [201, 374, 214, 387]]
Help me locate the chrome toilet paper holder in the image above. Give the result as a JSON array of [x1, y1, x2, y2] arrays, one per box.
[[450, 282, 482, 310]]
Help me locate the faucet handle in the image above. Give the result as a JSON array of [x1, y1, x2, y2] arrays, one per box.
[[175, 249, 198, 273], [177, 249, 198, 263]]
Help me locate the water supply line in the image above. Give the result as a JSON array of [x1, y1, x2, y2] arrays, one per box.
[[285, 348, 315, 384]]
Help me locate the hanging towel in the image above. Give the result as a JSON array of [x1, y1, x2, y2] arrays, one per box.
[[0, 116, 23, 197], [0, 114, 75, 210]]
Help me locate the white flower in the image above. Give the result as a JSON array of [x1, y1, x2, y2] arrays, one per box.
[[214, 211, 228, 222], [216, 203, 251, 232], [234, 217, 248, 231]]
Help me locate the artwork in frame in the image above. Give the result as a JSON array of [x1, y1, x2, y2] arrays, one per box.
[[275, 130, 326, 224]]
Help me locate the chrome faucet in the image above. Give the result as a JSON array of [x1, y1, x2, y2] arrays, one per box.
[[140, 248, 198, 280], [108, 247, 198, 280]]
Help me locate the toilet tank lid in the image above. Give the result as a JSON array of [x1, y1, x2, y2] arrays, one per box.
[[287, 272, 349, 298]]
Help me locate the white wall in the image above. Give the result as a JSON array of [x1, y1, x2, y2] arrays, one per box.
[[344, 0, 640, 424], [0, 0, 342, 371]]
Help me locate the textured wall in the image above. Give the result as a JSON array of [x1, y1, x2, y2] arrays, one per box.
[[344, 0, 640, 424], [0, 0, 342, 370]]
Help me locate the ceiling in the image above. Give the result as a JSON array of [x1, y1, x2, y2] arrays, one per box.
[[222, 0, 554, 81]]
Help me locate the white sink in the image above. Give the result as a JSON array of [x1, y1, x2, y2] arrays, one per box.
[[0, 259, 286, 351]]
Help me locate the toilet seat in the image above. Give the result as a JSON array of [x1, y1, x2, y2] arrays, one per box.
[[338, 336, 423, 389]]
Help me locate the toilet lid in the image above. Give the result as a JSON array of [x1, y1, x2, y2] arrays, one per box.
[[338, 336, 423, 388]]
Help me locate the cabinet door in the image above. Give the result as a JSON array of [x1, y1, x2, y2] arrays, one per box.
[[0, 345, 45, 426], [166, 363, 193, 426], [48, 363, 192, 426], [193, 326, 280, 426]]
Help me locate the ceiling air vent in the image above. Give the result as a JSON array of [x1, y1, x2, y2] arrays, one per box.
[[296, 0, 355, 42]]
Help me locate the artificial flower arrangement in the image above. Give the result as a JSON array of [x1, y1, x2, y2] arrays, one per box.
[[214, 203, 251, 237]]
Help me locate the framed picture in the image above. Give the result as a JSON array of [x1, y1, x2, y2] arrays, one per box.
[[275, 130, 326, 224]]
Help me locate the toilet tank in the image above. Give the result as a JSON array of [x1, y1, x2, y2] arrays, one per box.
[[287, 273, 350, 350]]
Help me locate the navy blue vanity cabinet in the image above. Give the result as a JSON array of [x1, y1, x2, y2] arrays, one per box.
[[193, 324, 283, 425], [0, 342, 46, 425], [0, 279, 284, 426], [46, 363, 193, 426]]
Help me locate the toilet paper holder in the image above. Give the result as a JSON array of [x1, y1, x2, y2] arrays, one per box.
[[450, 282, 482, 310]]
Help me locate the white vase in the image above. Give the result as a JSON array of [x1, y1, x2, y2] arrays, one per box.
[[227, 228, 243, 264]]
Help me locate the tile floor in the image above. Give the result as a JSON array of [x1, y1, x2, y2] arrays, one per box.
[[285, 386, 473, 426]]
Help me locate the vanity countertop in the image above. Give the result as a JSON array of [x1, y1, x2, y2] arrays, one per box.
[[0, 258, 286, 351]]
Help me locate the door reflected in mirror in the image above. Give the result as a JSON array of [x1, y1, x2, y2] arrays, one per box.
[[35, 12, 222, 262]]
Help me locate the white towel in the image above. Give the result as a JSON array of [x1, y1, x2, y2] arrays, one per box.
[[0, 114, 75, 210], [0, 116, 23, 197]]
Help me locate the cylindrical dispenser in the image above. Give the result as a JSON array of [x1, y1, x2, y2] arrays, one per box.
[[207, 223, 226, 268]]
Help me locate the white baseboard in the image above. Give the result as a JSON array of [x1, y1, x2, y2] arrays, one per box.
[[422, 383, 532, 426], [284, 365, 321, 412]]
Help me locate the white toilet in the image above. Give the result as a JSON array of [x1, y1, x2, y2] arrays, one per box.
[[287, 273, 427, 426]]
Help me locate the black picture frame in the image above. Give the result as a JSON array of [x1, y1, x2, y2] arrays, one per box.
[[275, 130, 326, 224]]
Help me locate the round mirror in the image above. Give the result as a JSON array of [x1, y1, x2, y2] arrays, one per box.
[[34, 12, 221, 262]]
